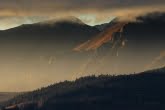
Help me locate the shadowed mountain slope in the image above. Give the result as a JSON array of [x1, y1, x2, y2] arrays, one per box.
[[0, 13, 165, 92], [0, 17, 99, 49], [87, 12, 165, 73]]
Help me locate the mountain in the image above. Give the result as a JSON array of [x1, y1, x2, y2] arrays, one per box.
[[79, 12, 165, 73], [2, 67, 165, 110], [0, 17, 100, 91], [94, 21, 112, 31], [94, 18, 118, 31], [120, 12, 165, 71], [0, 13, 165, 92], [0, 17, 100, 59], [0, 17, 99, 48]]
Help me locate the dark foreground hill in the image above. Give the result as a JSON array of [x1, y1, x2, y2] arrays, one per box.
[[0, 93, 18, 104], [2, 67, 165, 110]]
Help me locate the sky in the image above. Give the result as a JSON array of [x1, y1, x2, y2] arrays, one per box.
[[0, 0, 165, 30]]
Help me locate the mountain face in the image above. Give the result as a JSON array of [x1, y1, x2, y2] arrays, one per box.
[[0, 17, 100, 58], [0, 18, 99, 46], [92, 13, 165, 73], [119, 12, 165, 72], [0, 18, 101, 91], [0, 13, 165, 91], [94, 18, 118, 31], [2, 67, 165, 110], [67, 12, 165, 75]]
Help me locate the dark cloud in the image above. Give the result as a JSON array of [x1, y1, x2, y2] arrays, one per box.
[[0, 0, 164, 29], [0, 0, 164, 16], [2, 1, 165, 7]]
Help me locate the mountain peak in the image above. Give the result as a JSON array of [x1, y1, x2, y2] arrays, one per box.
[[137, 12, 165, 23], [62, 16, 85, 24], [40, 16, 85, 26]]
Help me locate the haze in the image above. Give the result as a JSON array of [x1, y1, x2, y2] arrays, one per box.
[[0, 0, 164, 92]]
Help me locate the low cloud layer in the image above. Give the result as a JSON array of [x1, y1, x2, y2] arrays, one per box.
[[0, 0, 165, 29]]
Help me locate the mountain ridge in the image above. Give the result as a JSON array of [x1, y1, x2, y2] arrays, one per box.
[[1, 66, 165, 110], [0, 12, 164, 92]]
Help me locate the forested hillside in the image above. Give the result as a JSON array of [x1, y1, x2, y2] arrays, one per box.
[[1, 67, 165, 110]]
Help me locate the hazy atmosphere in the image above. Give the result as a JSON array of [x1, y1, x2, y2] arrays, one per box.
[[0, 0, 164, 92]]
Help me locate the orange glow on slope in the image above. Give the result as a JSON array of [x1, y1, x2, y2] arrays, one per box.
[[73, 22, 127, 52]]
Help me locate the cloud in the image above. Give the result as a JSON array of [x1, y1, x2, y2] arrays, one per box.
[[0, 16, 50, 30], [0, 0, 165, 29]]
